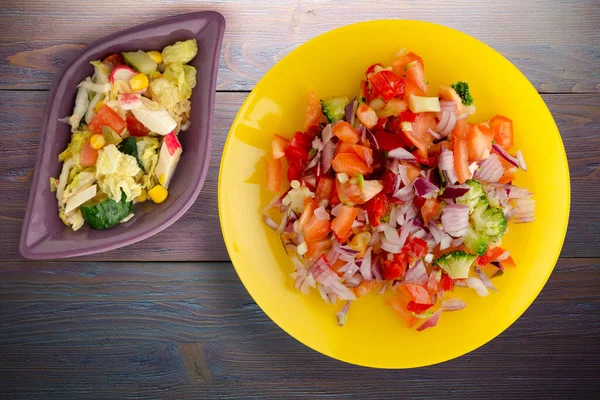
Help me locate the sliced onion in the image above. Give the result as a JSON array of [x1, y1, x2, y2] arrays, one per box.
[[427, 128, 442, 140], [377, 281, 390, 294], [466, 277, 490, 297], [329, 280, 356, 300], [505, 206, 518, 221], [441, 204, 470, 237], [439, 147, 458, 184], [492, 144, 519, 168], [440, 185, 470, 199], [427, 269, 440, 292], [388, 147, 415, 160], [440, 111, 457, 136], [358, 124, 367, 143], [428, 221, 444, 245], [381, 239, 403, 254], [321, 140, 335, 173], [306, 152, 321, 170], [474, 267, 498, 292], [454, 279, 468, 287], [440, 233, 453, 250], [398, 219, 413, 248], [384, 224, 402, 245], [512, 198, 536, 223], [405, 259, 428, 285], [360, 247, 373, 281], [440, 100, 457, 112], [339, 253, 356, 263], [336, 245, 360, 257], [262, 214, 278, 230], [302, 175, 316, 188], [336, 301, 351, 326], [331, 203, 343, 217], [515, 150, 527, 171], [275, 211, 289, 234], [314, 206, 330, 221], [441, 298, 467, 311], [366, 128, 379, 150], [372, 259, 383, 281], [416, 309, 441, 332], [414, 177, 438, 198], [318, 283, 332, 304], [475, 154, 504, 182], [322, 124, 333, 143], [436, 110, 451, 132], [393, 182, 414, 200], [345, 97, 357, 125]]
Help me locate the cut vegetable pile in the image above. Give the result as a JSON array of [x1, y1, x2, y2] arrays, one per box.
[[261, 50, 535, 331], [53, 40, 198, 230]]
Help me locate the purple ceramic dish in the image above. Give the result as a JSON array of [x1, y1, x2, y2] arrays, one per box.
[[19, 12, 225, 259]]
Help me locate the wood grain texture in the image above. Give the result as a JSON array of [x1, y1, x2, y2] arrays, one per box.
[[1, 0, 599, 92], [0, 258, 598, 398], [0, 91, 598, 261]]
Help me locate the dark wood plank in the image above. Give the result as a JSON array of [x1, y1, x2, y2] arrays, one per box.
[[0, 92, 598, 261], [0, 0, 599, 92], [0, 258, 598, 399]]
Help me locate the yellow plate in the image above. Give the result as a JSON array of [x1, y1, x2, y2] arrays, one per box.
[[218, 20, 570, 368]]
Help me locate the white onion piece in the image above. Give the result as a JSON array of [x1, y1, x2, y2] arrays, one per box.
[[321, 140, 335, 173], [388, 147, 415, 160], [439, 147, 458, 184], [441, 204, 470, 237], [475, 154, 504, 182], [515, 150, 527, 171], [360, 248, 373, 281], [384, 225, 402, 245], [474, 267, 498, 292], [336, 301, 351, 326], [440, 233, 453, 250], [331, 203, 343, 217], [416, 310, 441, 332], [442, 298, 467, 311], [398, 219, 413, 248], [436, 110, 451, 132], [440, 111, 457, 136], [314, 206, 330, 221], [318, 284, 332, 304], [440, 100, 457, 112], [262, 214, 278, 230], [322, 124, 333, 143], [467, 277, 490, 297], [427, 128, 442, 140], [512, 198, 536, 223], [381, 239, 403, 254], [405, 259, 428, 285]]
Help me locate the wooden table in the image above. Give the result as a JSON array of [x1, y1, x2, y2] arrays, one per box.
[[1, 1, 599, 398]]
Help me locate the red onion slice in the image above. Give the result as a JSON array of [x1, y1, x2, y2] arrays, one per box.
[[441, 298, 466, 311], [512, 198, 536, 223], [405, 259, 428, 285], [398, 219, 413, 248], [440, 100, 457, 112], [360, 247, 373, 281], [515, 150, 527, 171], [439, 147, 458, 184], [474, 266, 498, 292], [322, 124, 333, 143], [474, 153, 504, 182], [262, 214, 278, 230], [336, 245, 360, 257], [441, 204, 470, 237], [336, 301, 351, 326], [414, 177, 439, 198], [366, 128, 379, 150], [492, 144, 519, 168], [314, 206, 330, 221], [416, 309, 441, 331], [388, 147, 416, 160], [381, 239, 403, 254], [427, 128, 442, 140], [345, 97, 357, 125], [440, 111, 457, 136], [466, 277, 490, 297], [321, 140, 335, 173], [440, 185, 470, 199], [436, 110, 451, 132]]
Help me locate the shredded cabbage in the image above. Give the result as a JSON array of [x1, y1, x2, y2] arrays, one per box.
[[149, 78, 180, 113], [161, 39, 198, 64], [58, 131, 92, 161], [95, 144, 142, 202], [68, 86, 89, 131], [163, 63, 197, 100]]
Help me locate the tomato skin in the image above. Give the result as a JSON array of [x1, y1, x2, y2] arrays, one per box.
[[402, 237, 428, 258], [365, 63, 383, 75], [79, 139, 99, 166], [331, 153, 372, 176], [103, 53, 124, 69], [467, 125, 493, 162], [400, 111, 417, 122], [407, 301, 434, 314], [126, 113, 150, 137], [373, 129, 410, 152], [398, 283, 431, 304], [476, 247, 507, 266], [363, 192, 389, 227], [305, 239, 332, 261], [392, 52, 428, 93], [441, 273, 454, 291], [381, 170, 396, 194], [285, 132, 312, 162], [315, 176, 334, 203], [332, 121, 360, 144], [421, 198, 441, 224], [368, 70, 405, 101], [354, 280, 375, 298], [331, 205, 358, 241], [337, 143, 373, 165], [304, 89, 322, 131], [383, 252, 410, 280], [264, 157, 282, 192], [272, 134, 289, 159], [303, 216, 331, 242], [490, 115, 514, 150], [452, 120, 471, 184], [88, 104, 127, 135]]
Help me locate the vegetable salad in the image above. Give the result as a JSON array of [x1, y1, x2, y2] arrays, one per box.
[[53, 40, 198, 230], [261, 50, 535, 331]]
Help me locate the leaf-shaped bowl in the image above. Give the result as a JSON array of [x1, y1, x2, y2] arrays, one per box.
[[20, 11, 225, 259]]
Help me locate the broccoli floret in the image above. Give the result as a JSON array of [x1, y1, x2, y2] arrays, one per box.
[[321, 97, 349, 123], [464, 226, 488, 256], [433, 250, 476, 279], [456, 180, 487, 212], [450, 81, 474, 106], [471, 204, 508, 239]]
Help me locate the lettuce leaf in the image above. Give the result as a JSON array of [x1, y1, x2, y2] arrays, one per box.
[[95, 144, 142, 202], [161, 39, 197, 64], [163, 63, 197, 100]]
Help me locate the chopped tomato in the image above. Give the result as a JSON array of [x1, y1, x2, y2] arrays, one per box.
[[79, 139, 98, 166], [490, 115, 514, 150], [392, 52, 428, 93], [315, 176, 334, 203], [501, 255, 517, 268], [406, 301, 434, 314], [441, 273, 454, 291], [305, 239, 332, 261], [387, 296, 418, 328], [398, 283, 431, 304], [381, 170, 396, 194], [331, 205, 358, 241], [126, 113, 150, 137], [303, 216, 332, 242], [332, 121, 360, 144], [404, 162, 422, 183], [438, 85, 464, 115], [452, 120, 471, 184], [337, 143, 373, 165], [331, 259, 347, 276], [498, 173, 515, 184], [402, 237, 428, 258], [363, 192, 389, 227], [365, 63, 383, 75], [286, 156, 303, 182], [103, 53, 124, 69], [403, 80, 426, 99], [297, 199, 317, 231], [373, 129, 410, 151], [354, 280, 375, 298], [264, 157, 282, 192], [368, 70, 405, 101], [285, 132, 312, 162], [356, 103, 379, 129], [88, 104, 127, 135], [428, 140, 452, 156], [383, 253, 410, 280], [408, 112, 437, 156], [304, 89, 322, 132], [272, 134, 289, 159], [477, 246, 507, 266], [421, 198, 441, 224], [414, 154, 438, 167], [467, 124, 493, 162], [331, 153, 372, 176], [399, 111, 417, 122]]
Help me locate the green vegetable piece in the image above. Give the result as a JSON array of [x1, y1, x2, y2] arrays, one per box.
[[102, 126, 122, 145], [49, 177, 57, 192], [357, 174, 365, 189], [471, 204, 508, 239], [122, 50, 157, 75], [118, 137, 144, 171], [434, 250, 477, 279], [320, 97, 349, 123], [464, 226, 489, 256], [450, 81, 474, 106], [161, 39, 198, 65], [80, 192, 133, 230], [456, 180, 487, 212]]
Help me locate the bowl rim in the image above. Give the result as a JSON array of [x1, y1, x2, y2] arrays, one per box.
[[19, 11, 226, 259], [218, 19, 571, 368]]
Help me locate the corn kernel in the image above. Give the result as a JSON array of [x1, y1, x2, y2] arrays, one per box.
[[95, 100, 104, 112], [158, 173, 166, 186], [90, 134, 106, 150], [137, 189, 147, 203], [146, 50, 163, 64], [148, 185, 168, 204], [130, 73, 149, 91]]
